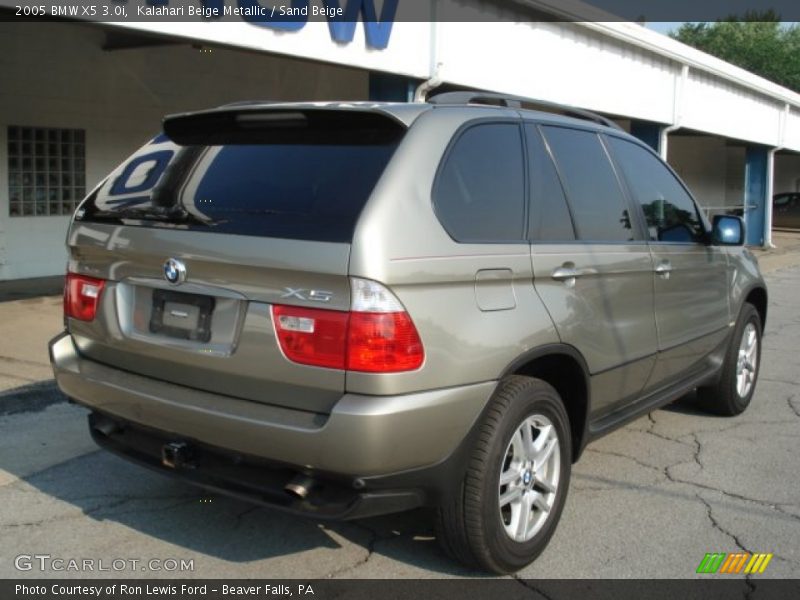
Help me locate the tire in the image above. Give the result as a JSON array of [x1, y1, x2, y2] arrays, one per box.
[[436, 376, 572, 574], [697, 303, 762, 416]]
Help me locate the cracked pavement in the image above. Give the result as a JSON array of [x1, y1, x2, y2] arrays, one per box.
[[1, 267, 799, 579]]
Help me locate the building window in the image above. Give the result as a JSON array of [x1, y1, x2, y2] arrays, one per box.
[[7, 126, 86, 217]]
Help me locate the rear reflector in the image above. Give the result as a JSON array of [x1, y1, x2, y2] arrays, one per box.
[[65, 273, 105, 322], [272, 305, 348, 370], [272, 279, 424, 373]]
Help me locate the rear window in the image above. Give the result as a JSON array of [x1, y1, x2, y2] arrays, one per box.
[[78, 112, 403, 243]]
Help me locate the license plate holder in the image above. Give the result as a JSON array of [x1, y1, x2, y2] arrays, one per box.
[[149, 289, 215, 343]]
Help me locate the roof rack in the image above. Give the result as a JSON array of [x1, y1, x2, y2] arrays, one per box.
[[427, 91, 623, 131]]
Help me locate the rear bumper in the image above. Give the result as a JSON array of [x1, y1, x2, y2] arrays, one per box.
[[50, 331, 494, 481], [86, 411, 426, 520]]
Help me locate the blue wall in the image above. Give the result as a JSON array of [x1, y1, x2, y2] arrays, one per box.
[[630, 121, 662, 153]]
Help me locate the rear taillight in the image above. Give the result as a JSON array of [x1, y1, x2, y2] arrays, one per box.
[[64, 273, 105, 322], [272, 278, 424, 373], [346, 311, 424, 372]]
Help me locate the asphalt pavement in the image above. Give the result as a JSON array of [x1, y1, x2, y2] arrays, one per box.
[[0, 255, 798, 580]]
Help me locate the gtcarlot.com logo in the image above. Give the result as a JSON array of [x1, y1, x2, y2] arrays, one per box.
[[14, 554, 195, 573], [697, 552, 773, 574]]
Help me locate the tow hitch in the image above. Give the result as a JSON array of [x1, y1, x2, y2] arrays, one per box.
[[161, 441, 194, 469]]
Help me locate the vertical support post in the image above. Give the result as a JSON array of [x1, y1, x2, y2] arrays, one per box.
[[764, 149, 776, 248], [744, 145, 768, 246]]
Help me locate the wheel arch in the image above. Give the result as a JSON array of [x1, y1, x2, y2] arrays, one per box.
[[743, 285, 768, 330], [501, 344, 591, 461]]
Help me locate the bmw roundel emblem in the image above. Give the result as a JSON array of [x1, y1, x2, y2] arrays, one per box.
[[163, 258, 187, 285]]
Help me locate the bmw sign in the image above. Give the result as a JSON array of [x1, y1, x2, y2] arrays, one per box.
[[163, 258, 187, 285]]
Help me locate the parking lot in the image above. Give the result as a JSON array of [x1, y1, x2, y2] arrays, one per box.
[[1, 260, 799, 580]]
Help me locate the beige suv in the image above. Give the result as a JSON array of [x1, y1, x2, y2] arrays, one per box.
[[50, 92, 767, 573]]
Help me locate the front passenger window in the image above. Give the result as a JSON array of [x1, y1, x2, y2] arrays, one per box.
[[607, 136, 705, 243]]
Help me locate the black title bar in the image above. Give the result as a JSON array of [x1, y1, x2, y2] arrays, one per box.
[[4, 579, 800, 600]]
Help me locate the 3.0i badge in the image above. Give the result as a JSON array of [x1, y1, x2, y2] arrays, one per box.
[[163, 258, 187, 285]]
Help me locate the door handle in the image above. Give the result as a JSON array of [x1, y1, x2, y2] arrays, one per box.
[[655, 261, 672, 278], [552, 266, 580, 282]]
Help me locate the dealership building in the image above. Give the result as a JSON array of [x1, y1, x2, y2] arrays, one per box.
[[2, 0, 800, 280]]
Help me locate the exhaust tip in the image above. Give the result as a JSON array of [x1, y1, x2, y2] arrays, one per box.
[[285, 474, 315, 500], [92, 416, 120, 436]]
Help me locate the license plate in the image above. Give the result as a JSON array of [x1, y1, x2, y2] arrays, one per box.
[[149, 289, 215, 343]]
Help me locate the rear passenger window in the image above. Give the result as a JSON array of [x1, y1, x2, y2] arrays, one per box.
[[434, 123, 525, 242], [607, 136, 705, 243], [525, 125, 575, 241], [541, 126, 635, 242]]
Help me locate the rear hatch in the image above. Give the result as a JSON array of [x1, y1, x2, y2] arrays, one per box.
[[66, 106, 406, 414]]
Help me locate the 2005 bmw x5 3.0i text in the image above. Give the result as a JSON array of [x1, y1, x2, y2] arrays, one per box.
[[50, 92, 767, 573]]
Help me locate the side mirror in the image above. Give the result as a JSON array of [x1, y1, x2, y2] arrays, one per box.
[[711, 215, 745, 246]]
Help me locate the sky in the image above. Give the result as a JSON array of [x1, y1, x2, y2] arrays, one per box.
[[645, 21, 798, 36], [646, 22, 685, 35]]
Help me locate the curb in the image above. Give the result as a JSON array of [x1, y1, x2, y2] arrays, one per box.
[[0, 380, 66, 416], [0, 275, 64, 303]]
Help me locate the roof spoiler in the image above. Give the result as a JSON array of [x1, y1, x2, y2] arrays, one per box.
[[163, 106, 407, 146]]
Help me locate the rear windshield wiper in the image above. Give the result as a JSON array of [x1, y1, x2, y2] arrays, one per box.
[[83, 205, 210, 226]]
